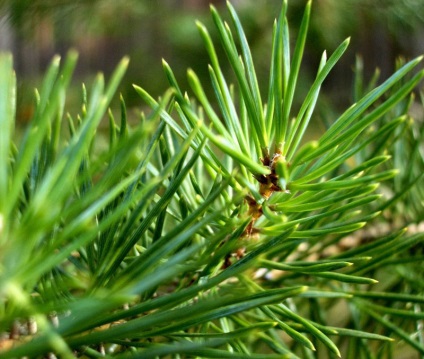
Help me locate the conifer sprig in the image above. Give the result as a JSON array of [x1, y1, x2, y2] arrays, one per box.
[[0, 1, 423, 357]]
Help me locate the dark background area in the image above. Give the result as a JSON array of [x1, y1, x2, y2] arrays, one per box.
[[1, 0, 423, 124]]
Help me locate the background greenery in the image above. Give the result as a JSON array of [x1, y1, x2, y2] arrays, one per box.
[[1, 0, 424, 117]]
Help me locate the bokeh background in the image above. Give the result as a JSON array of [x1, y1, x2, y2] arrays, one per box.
[[1, 0, 424, 124]]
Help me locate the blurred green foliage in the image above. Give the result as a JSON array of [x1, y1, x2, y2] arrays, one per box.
[[1, 0, 424, 115]]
